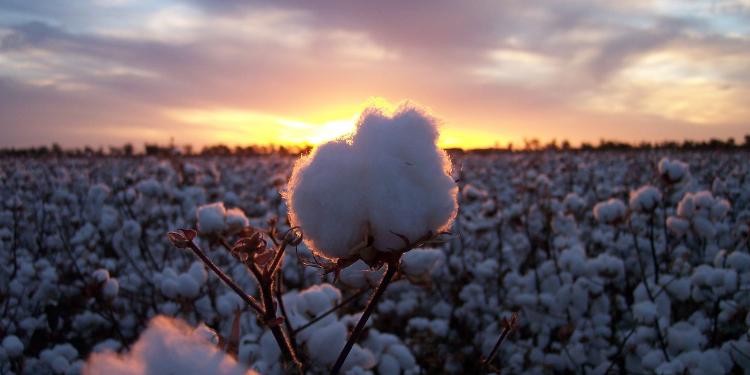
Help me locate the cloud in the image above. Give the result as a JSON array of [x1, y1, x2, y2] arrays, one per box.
[[0, 0, 748, 148]]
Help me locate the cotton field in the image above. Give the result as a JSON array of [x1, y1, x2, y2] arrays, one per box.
[[1, 150, 749, 374]]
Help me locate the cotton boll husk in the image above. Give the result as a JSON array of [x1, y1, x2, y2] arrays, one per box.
[[287, 140, 369, 259], [84, 316, 255, 375]]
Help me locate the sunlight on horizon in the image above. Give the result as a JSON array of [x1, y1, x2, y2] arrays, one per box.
[[162, 98, 499, 149]]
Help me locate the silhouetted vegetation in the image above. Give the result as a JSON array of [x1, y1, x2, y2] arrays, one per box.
[[1, 135, 748, 157]]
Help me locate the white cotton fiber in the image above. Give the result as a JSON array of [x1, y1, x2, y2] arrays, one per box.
[[92, 269, 110, 283], [225, 208, 249, 233], [286, 105, 458, 260], [593, 198, 626, 224], [629, 185, 662, 212], [84, 315, 256, 375], [177, 273, 201, 299], [306, 321, 347, 366], [658, 158, 690, 183], [102, 278, 119, 300], [2, 335, 24, 357], [400, 248, 444, 278], [196, 202, 227, 234]]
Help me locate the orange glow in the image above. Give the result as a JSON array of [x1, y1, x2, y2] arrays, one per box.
[[163, 97, 504, 149]]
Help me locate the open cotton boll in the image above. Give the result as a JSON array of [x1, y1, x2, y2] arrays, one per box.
[[196, 202, 227, 234], [92, 269, 110, 283], [84, 315, 256, 375], [592, 198, 626, 224], [563, 193, 586, 214], [2, 335, 24, 357], [177, 273, 201, 299], [102, 278, 119, 299], [192, 324, 220, 346], [667, 216, 690, 236], [629, 185, 661, 212], [353, 107, 458, 252], [400, 248, 444, 279], [287, 140, 369, 259], [658, 158, 690, 183], [306, 321, 347, 366], [225, 208, 249, 233], [286, 105, 458, 260]]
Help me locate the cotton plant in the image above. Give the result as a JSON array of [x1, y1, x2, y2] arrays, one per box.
[[5, 147, 750, 374], [160, 104, 462, 374]]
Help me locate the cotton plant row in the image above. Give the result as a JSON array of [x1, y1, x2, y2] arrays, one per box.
[[2, 133, 750, 374]]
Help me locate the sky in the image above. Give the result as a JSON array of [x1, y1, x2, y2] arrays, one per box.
[[1, 0, 749, 149]]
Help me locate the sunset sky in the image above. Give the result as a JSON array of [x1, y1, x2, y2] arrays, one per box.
[[1, 0, 749, 149]]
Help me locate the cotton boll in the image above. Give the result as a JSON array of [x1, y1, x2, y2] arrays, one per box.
[[160, 278, 179, 299], [225, 208, 249, 233], [341, 344, 376, 371], [726, 251, 750, 272], [102, 278, 119, 300], [563, 193, 586, 215], [667, 216, 690, 237], [354, 107, 457, 252], [286, 105, 457, 260], [629, 185, 661, 212], [188, 262, 208, 286], [306, 321, 347, 365], [84, 315, 255, 375], [668, 322, 705, 353], [692, 216, 716, 239], [287, 140, 369, 259], [400, 248, 444, 279], [710, 199, 730, 220], [2, 335, 24, 357], [386, 344, 417, 371], [592, 198, 626, 224], [196, 202, 227, 234], [378, 353, 401, 375], [92, 269, 110, 283], [658, 158, 690, 183], [50, 354, 70, 374], [339, 260, 372, 289], [300, 283, 341, 315], [677, 194, 696, 218], [641, 350, 665, 371], [462, 184, 487, 202], [192, 324, 220, 346], [633, 301, 658, 323], [177, 273, 201, 299]]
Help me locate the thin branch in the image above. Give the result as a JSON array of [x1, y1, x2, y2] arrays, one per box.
[[330, 260, 398, 375], [185, 241, 264, 314]]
